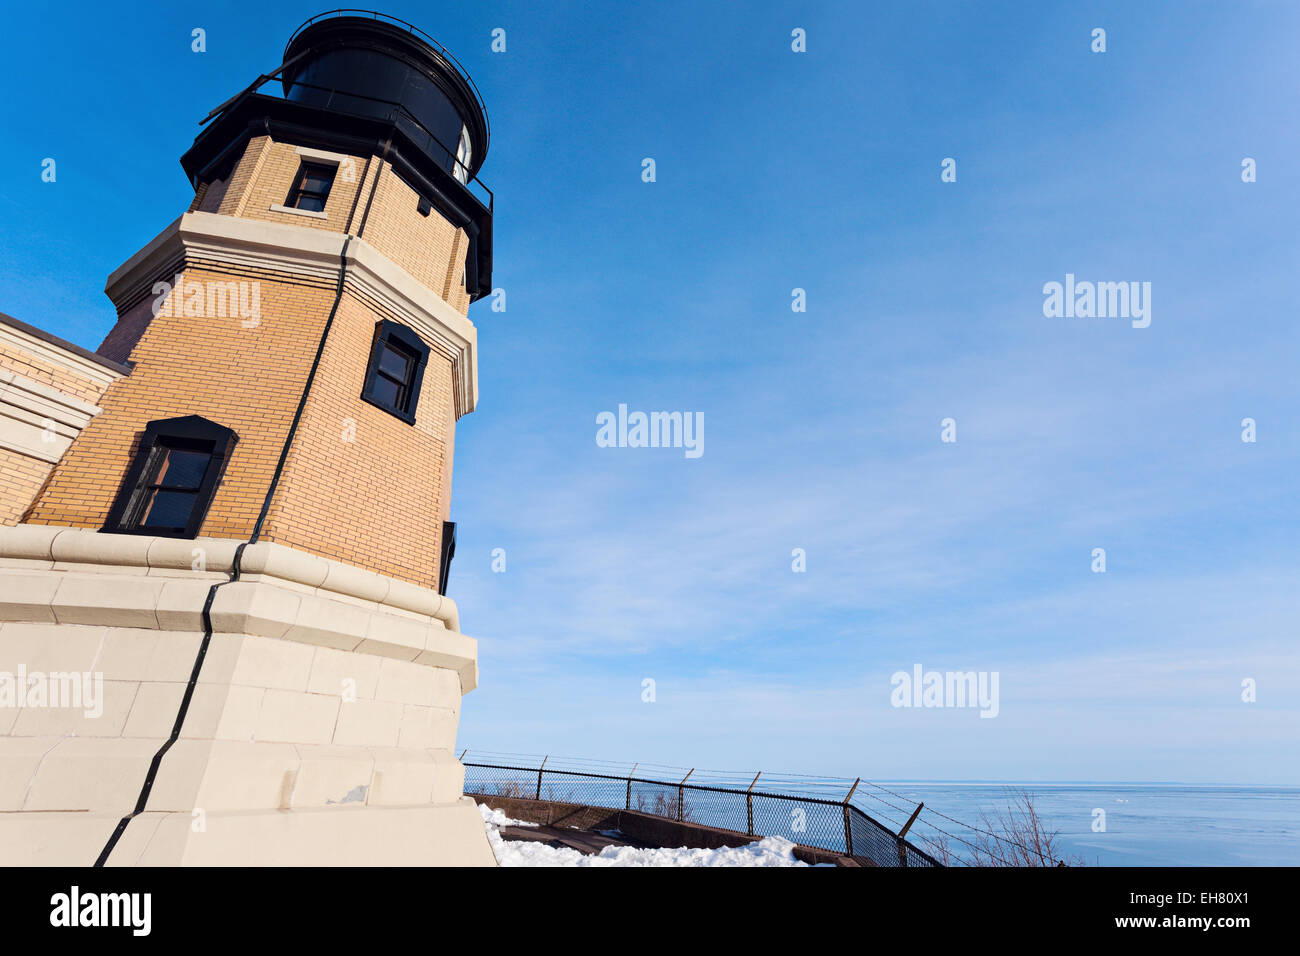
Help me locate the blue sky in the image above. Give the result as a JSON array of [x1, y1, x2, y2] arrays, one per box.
[[1, 2, 1297, 784]]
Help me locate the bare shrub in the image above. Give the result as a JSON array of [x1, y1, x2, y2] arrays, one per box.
[[922, 789, 1084, 867], [632, 789, 696, 823], [492, 779, 528, 799], [921, 831, 958, 866]]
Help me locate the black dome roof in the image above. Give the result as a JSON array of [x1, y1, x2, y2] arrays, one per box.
[[282, 11, 490, 179]]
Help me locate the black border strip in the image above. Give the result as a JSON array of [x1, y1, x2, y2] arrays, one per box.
[[93, 542, 248, 866], [247, 234, 353, 543], [248, 132, 387, 541], [93, 219, 362, 865]]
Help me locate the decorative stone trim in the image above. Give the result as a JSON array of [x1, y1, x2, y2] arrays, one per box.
[[268, 203, 328, 220], [294, 145, 352, 166], [0, 525, 476, 692], [103, 211, 479, 417], [0, 315, 127, 386], [0, 370, 104, 463]]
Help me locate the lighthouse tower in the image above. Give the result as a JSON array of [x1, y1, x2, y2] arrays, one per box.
[[0, 12, 496, 865]]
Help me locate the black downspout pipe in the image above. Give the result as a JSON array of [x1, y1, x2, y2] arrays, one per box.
[[94, 542, 250, 866], [246, 131, 389, 540], [247, 234, 352, 543], [92, 153, 376, 862]]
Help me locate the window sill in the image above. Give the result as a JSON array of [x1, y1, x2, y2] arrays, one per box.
[[100, 524, 196, 539], [269, 203, 328, 220]]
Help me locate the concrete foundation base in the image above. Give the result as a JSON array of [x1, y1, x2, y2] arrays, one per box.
[[0, 800, 497, 866], [117, 799, 496, 866], [0, 526, 496, 867]]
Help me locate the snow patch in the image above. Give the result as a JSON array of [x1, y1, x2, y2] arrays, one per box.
[[478, 802, 813, 867], [478, 803, 539, 829]]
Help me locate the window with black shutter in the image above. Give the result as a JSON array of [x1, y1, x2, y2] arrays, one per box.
[[438, 521, 456, 596], [103, 416, 238, 539], [361, 321, 429, 424]]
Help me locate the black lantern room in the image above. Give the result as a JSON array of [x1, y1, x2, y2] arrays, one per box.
[[181, 10, 494, 299]]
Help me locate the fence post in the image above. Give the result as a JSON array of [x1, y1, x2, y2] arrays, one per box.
[[625, 763, 637, 810], [897, 801, 923, 867], [678, 769, 694, 822], [536, 755, 547, 801], [842, 778, 860, 857], [746, 772, 761, 836]]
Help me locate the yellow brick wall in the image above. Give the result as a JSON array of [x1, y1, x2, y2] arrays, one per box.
[[193, 174, 229, 213], [0, 335, 115, 524], [219, 138, 368, 234], [25, 133, 474, 587], [217, 135, 272, 219], [259, 292, 453, 587], [0, 340, 112, 407], [0, 448, 53, 526], [27, 268, 458, 586], [359, 165, 470, 313], [27, 266, 338, 537], [212, 136, 471, 313], [98, 294, 159, 366]]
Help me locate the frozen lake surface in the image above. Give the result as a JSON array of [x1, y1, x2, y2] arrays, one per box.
[[869, 783, 1300, 866]]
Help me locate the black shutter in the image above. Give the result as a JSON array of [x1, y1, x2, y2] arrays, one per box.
[[437, 520, 456, 596]]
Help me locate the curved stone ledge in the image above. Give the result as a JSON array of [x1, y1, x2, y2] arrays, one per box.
[[0, 526, 476, 692], [0, 525, 462, 635]]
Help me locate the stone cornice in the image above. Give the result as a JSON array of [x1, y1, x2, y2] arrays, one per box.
[[104, 211, 479, 417]]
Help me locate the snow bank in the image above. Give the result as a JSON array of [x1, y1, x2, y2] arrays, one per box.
[[478, 804, 539, 829], [478, 802, 813, 867]]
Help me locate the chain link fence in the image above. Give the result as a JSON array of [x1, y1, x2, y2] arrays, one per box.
[[461, 752, 941, 867]]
